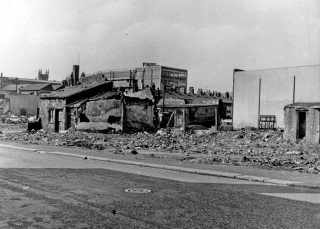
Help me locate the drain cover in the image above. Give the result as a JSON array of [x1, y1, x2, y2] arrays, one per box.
[[125, 188, 152, 193]]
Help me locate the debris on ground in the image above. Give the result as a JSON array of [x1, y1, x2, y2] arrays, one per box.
[[0, 123, 320, 174]]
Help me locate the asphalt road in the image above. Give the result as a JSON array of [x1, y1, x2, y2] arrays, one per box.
[[0, 146, 320, 228]]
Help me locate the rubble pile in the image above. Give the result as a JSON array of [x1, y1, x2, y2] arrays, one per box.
[[1, 126, 320, 174]]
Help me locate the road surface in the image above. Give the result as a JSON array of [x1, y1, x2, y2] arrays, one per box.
[[0, 145, 320, 228]]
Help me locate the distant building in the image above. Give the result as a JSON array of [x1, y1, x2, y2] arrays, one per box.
[[20, 83, 55, 95], [2, 84, 30, 94], [0, 70, 61, 92], [80, 62, 188, 93], [38, 69, 49, 81]]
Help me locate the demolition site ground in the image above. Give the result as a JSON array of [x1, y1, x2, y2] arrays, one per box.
[[0, 123, 320, 175]]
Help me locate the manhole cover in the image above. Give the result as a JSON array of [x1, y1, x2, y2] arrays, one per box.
[[125, 188, 152, 193]]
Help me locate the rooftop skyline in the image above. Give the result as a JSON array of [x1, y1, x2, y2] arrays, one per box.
[[0, 0, 319, 91]]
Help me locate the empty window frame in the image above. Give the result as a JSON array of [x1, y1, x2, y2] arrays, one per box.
[[48, 109, 54, 123]]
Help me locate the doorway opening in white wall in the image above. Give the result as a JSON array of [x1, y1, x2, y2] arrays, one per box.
[[297, 111, 306, 139]]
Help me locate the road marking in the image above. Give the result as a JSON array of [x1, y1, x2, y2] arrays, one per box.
[[261, 193, 320, 204]]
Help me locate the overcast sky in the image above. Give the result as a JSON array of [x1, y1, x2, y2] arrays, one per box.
[[0, 0, 319, 91]]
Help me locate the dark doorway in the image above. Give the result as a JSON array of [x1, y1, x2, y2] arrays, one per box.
[[297, 112, 306, 139], [20, 108, 27, 116], [55, 109, 63, 132]]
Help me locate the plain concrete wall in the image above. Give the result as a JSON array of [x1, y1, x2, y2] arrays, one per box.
[[8, 94, 40, 116], [233, 65, 320, 129], [283, 108, 298, 141]]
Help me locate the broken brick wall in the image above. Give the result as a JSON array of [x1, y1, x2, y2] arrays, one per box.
[[188, 97, 218, 105], [80, 74, 107, 85], [123, 98, 155, 132], [7, 94, 40, 116], [192, 106, 216, 125], [76, 99, 123, 131]]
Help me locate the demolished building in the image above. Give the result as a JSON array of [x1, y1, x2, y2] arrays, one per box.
[[76, 89, 156, 132], [40, 81, 157, 132], [157, 90, 219, 128], [39, 82, 113, 132]]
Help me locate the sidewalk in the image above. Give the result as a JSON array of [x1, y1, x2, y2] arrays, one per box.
[[0, 141, 320, 189]]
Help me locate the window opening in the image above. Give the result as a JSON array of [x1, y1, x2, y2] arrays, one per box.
[[48, 109, 54, 123]]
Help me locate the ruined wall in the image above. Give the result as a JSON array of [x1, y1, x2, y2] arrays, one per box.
[[189, 97, 218, 105], [7, 94, 40, 116], [40, 99, 66, 132], [192, 106, 215, 124], [305, 108, 320, 144], [0, 98, 10, 115], [135, 66, 161, 90], [283, 108, 297, 141], [124, 99, 155, 131], [233, 65, 320, 129], [77, 99, 122, 131], [158, 98, 185, 106], [164, 105, 216, 126], [80, 74, 108, 85]]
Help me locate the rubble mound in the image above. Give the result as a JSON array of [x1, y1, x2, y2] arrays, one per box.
[[0, 127, 320, 174]]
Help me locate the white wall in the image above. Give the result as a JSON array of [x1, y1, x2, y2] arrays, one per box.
[[233, 65, 320, 129]]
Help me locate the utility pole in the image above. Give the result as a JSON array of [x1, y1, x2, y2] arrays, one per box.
[[15, 77, 18, 94], [258, 77, 261, 129], [293, 76, 296, 103]]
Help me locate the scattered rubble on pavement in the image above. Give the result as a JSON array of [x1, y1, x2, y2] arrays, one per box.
[[0, 123, 320, 174]]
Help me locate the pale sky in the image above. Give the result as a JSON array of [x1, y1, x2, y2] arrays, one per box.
[[0, 0, 319, 91]]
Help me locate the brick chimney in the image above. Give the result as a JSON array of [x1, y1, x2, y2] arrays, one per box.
[[205, 90, 211, 96], [189, 87, 194, 94], [73, 65, 80, 85]]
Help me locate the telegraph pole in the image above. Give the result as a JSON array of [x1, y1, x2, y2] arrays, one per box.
[[293, 76, 296, 103], [0, 73, 2, 91], [258, 77, 261, 128]]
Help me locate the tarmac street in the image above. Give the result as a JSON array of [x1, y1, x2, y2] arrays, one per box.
[[0, 145, 320, 228]]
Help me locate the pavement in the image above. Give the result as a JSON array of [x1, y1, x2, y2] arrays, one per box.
[[0, 141, 320, 190]]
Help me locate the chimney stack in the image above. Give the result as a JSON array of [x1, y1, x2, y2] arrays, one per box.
[[197, 88, 203, 95], [205, 90, 211, 96], [73, 65, 80, 85], [189, 87, 194, 94]]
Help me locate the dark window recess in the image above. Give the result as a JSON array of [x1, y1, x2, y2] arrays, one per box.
[[259, 115, 276, 129], [297, 112, 306, 139], [79, 113, 90, 122], [107, 116, 121, 124], [20, 108, 27, 116], [48, 109, 54, 123]]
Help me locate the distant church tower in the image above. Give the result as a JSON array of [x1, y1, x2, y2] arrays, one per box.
[[38, 69, 49, 81]]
